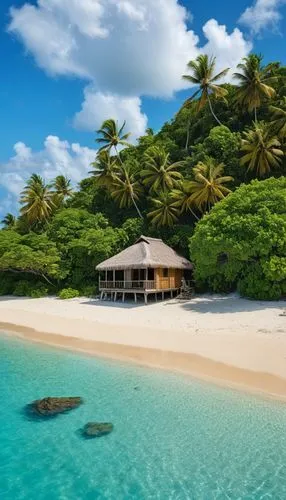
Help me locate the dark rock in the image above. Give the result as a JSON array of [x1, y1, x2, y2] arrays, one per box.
[[31, 397, 83, 416], [83, 422, 114, 438]]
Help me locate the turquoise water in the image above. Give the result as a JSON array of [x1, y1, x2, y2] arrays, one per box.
[[1, 334, 286, 500]]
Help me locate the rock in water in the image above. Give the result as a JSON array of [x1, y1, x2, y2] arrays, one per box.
[[31, 397, 83, 416], [83, 422, 114, 438]]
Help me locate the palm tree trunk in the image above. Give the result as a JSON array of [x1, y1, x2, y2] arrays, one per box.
[[207, 94, 223, 126], [115, 146, 143, 219], [114, 146, 123, 165], [189, 207, 200, 221], [131, 193, 143, 219], [185, 118, 191, 151], [254, 106, 257, 123]]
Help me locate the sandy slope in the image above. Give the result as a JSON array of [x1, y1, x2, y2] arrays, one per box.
[[1, 294, 286, 398]]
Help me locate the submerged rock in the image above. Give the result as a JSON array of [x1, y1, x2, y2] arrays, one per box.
[[30, 397, 83, 416], [83, 422, 114, 438]]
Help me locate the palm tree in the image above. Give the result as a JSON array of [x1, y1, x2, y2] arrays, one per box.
[[110, 162, 143, 218], [233, 54, 277, 122], [171, 183, 200, 221], [240, 122, 283, 177], [181, 160, 233, 212], [52, 175, 73, 199], [96, 119, 131, 162], [20, 174, 54, 225], [89, 150, 119, 187], [52, 175, 73, 208], [269, 97, 286, 140], [141, 146, 184, 192], [147, 192, 180, 227], [182, 54, 229, 148], [1, 213, 16, 229]]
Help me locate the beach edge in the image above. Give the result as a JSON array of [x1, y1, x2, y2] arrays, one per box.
[[2, 320, 286, 403]]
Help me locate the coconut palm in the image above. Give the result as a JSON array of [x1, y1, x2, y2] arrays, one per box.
[[20, 174, 54, 225], [51, 175, 73, 208], [147, 192, 180, 227], [269, 97, 286, 140], [52, 175, 73, 199], [233, 54, 277, 122], [171, 183, 200, 221], [182, 160, 233, 212], [89, 150, 119, 187], [1, 213, 16, 229], [240, 122, 283, 177], [141, 146, 184, 193], [182, 54, 229, 148], [96, 119, 131, 162], [110, 162, 143, 218]]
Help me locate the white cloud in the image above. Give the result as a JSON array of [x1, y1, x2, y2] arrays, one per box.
[[239, 0, 286, 35], [8, 0, 251, 131], [203, 20, 252, 78], [74, 89, 148, 140], [0, 136, 96, 216]]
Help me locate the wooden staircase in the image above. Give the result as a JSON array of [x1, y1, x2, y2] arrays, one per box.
[[176, 280, 194, 300]]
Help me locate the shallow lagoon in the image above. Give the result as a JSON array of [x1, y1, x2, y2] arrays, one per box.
[[1, 333, 286, 499]]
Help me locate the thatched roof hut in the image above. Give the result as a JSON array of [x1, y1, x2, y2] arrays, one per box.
[[96, 235, 193, 271]]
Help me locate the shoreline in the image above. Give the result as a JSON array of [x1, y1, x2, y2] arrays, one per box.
[[2, 319, 286, 403], [1, 294, 285, 402]]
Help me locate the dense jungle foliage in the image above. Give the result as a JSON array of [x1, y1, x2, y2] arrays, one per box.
[[1, 54, 285, 299]]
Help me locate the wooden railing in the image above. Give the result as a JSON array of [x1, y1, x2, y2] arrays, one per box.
[[100, 280, 156, 290]]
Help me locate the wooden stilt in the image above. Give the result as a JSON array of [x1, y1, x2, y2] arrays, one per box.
[[114, 291, 117, 302], [100, 291, 103, 300], [122, 292, 125, 302], [155, 293, 157, 302], [144, 293, 147, 305], [134, 292, 137, 304], [162, 291, 164, 300]]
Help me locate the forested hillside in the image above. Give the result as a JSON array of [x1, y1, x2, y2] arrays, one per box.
[[1, 54, 285, 300]]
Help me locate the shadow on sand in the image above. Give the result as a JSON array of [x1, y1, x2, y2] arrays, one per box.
[[164, 293, 286, 314]]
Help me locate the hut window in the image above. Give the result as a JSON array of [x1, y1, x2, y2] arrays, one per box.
[[147, 268, 154, 280], [163, 268, 169, 278], [115, 270, 124, 281], [132, 269, 145, 281], [107, 271, 113, 281]]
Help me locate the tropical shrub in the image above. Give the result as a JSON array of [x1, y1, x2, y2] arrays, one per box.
[[58, 288, 80, 300], [80, 286, 97, 298], [13, 280, 49, 298], [189, 177, 286, 300]]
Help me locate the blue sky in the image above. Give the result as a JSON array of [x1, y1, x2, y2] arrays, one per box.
[[1, 0, 286, 217]]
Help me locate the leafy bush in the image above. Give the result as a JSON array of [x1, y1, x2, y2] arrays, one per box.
[[13, 281, 32, 297], [190, 178, 286, 300], [13, 280, 49, 298], [58, 288, 80, 300], [0, 274, 17, 295], [30, 285, 49, 298], [80, 285, 97, 298]]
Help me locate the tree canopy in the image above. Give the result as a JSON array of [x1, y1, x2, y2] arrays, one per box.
[[189, 178, 286, 300]]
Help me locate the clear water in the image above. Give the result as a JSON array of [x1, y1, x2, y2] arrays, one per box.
[[1, 333, 286, 500]]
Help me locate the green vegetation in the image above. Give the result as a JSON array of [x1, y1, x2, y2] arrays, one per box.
[[58, 288, 80, 300], [190, 178, 286, 300], [0, 53, 285, 300]]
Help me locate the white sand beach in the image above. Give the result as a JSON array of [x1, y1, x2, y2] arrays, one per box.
[[1, 294, 286, 399]]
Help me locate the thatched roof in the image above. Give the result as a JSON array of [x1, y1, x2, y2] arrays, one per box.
[[96, 236, 193, 271]]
